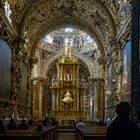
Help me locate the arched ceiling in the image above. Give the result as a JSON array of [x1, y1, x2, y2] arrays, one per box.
[[32, 19, 106, 56], [3, 0, 131, 81], [8, 0, 121, 56], [5, 0, 131, 60]]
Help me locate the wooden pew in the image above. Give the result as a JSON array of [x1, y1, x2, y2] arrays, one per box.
[[0, 132, 45, 140], [44, 125, 58, 140], [0, 125, 58, 140], [75, 126, 107, 140]]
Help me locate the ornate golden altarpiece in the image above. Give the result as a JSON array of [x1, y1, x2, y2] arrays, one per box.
[[51, 47, 85, 123]]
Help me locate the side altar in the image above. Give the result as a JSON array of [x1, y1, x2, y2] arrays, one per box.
[[51, 46, 85, 123]]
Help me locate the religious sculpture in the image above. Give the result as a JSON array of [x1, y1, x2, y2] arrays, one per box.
[[64, 71, 72, 81], [62, 90, 73, 104]]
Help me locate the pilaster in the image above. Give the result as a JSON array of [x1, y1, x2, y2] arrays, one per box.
[[90, 78, 104, 120]]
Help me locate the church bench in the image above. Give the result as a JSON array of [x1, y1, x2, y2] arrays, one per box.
[[0, 125, 58, 140], [75, 126, 107, 140], [44, 125, 58, 140], [0, 133, 45, 140]]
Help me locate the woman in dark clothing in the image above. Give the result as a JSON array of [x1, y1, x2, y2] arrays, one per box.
[[105, 102, 139, 140]]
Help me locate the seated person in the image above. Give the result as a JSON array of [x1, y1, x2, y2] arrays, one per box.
[[18, 120, 28, 129], [32, 117, 37, 126], [28, 119, 33, 126], [7, 118, 17, 130], [35, 124, 44, 131], [75, 120, 85, 128], [43, 116, 49, 126], [51, 117, 58, 126], [0, 119, 5, 133], [105, 102, 139, 140]]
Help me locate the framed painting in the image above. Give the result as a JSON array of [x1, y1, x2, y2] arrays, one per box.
[[121, 40, 131, 101], [0, 39, 11, 100]]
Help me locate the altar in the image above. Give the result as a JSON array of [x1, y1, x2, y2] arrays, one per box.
[[51, 46, 85, 121], [59, 118, 76, 126]]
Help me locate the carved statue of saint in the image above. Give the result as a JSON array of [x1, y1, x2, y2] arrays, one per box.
[[64, 71, 71, 81], [51, 77, 55, 85]]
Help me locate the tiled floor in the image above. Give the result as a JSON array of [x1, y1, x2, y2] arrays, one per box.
[[58, 132, 75, 140]]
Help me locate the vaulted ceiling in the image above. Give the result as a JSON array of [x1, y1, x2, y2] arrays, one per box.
[[7, 0, 131, 57]]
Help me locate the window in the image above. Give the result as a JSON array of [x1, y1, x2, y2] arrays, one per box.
[[64, 28, 73, 33]]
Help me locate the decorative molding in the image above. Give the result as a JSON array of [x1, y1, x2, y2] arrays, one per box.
[[0, 10, 18, 38]]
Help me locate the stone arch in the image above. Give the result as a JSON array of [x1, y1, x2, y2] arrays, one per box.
[[30, 20, 105, 58]]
